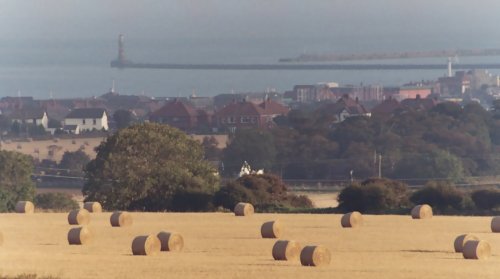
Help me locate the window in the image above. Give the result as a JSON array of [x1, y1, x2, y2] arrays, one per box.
[[93, 119, 97, 125], [240, 116, 251, 123], [82, 119, 86, 125], [228, 117, 236, 124]]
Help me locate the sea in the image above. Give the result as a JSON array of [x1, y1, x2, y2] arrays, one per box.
[[2, 36, 500, 99]]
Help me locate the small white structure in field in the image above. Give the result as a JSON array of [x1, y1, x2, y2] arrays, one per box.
[[238, 161, 264, 177]]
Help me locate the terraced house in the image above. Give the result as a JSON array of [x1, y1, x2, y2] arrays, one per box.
[[214, 98, 289, 132]]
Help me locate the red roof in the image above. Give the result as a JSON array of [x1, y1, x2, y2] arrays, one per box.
[[258, 99, 290, 115], [371, 98, 402, 116], [216, 99, 289, 117], [216, 101, 264, 117], [150, 99, 198, 119], [323, 95, 369, 115]]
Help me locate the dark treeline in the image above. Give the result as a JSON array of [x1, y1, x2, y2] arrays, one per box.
[[221, 100, 500, 182]]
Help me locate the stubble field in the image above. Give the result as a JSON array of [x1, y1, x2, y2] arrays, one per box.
[[0, 212, 499, 279]]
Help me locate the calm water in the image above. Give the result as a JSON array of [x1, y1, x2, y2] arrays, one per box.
[[1, 37, 500, 99]]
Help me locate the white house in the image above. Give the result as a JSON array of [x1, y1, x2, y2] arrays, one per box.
[[64, 108, 108, 131], [10, 109, 49, 130]]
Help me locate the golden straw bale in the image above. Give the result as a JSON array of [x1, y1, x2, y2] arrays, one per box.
[[411, 204, 433, 219], [341, 211, 363, 228], [272, 240, 302, 261], [234, 202, 254, 216], [157, 231, 184, 251], [132, 235, 161, 256], [462, 240, 491, 260], [110, 211, 133, 227], [83, 202, 102, 213], [0, 232, 3, 246], [300, 245, 331, 267], [261, 221, 284, 238], [491, 216, 500, 232], [67, 226, 92, 245], [15, 201, 34, 214], [67, 209, 90, 225], [454, 234, 479, 253]]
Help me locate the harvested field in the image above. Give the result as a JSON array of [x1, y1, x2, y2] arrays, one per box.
[[293, 191, 339, 208], [0, 213, 499, 278], [0, 138, 104, 162], [0, 135, 227, 163]]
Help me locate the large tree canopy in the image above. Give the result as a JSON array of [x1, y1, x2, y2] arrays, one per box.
[[59, 150, 90, 176], [222, 128, 276, 175], [82, 123, 219, 211], [0, 150, 35, 212]]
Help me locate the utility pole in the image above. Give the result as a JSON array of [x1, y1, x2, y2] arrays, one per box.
[[378, 154, 382, 178]]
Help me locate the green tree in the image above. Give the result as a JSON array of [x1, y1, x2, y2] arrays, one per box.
[[82, 123, 219, 211], [59, 150, 91, 176], [201, 136, 221, 161], [222, 128, 276, 175], [213, 173, 312, 211], [393, 149, 464, 182], [471, 188, 500, 210], [35, 192, 79, 212], [410, 180, 465, 212], [0, 150, 36, 212], [337, 178, 409, 213], [113, 109, 134, 130]]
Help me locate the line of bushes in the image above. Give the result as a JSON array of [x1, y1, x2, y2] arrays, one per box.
[[337, 178, 500, 215], [170, 173, 314, 212]]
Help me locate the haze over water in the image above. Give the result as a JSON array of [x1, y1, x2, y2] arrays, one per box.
[[2, 0, 500, 99]]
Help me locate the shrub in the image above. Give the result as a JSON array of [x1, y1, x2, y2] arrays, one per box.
[[471, 188, 500, 210], [34, 192, 79, 212], [337, 178, 409, 213], [288, 194, 314, 208], [213, 181, 256, 210], [410, 180, 465, 212], [0, 151, 36, 212], [213, 173, 313, 211], [171, 190, 214, 212]]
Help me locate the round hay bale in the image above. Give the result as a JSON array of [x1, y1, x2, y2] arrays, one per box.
[[234, 202, 254, 216], [15, 201, 34, 214], [67, 226, 92, 245], [341, 211, 363, 228], [83, 202, 102, 213], [157, 231, 184, 251], [110, 211, 133, 227], [67, 209, 90, 225], [463, 240, 491, 260], [272, 240, 302, 261], [491, 216, 500, 233], [454, 234, 479, 253], [261, 221, 284, 238], [132, 235, 161, 256], [411, 204, 433, 219], [300, 245, 331, 267]]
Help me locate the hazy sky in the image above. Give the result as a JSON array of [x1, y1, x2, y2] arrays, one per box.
[[2, 0, 500, 45]]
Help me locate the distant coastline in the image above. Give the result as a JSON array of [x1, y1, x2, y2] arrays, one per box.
[[110, 59, 500, 71]]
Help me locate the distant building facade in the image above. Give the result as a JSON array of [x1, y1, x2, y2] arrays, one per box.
[[64, 108, 109, 131], [215, 99, 290, 131]]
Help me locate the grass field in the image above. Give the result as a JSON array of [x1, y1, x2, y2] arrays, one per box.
[[0, 212, 499, 279], [0, 135, 228, 163]]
